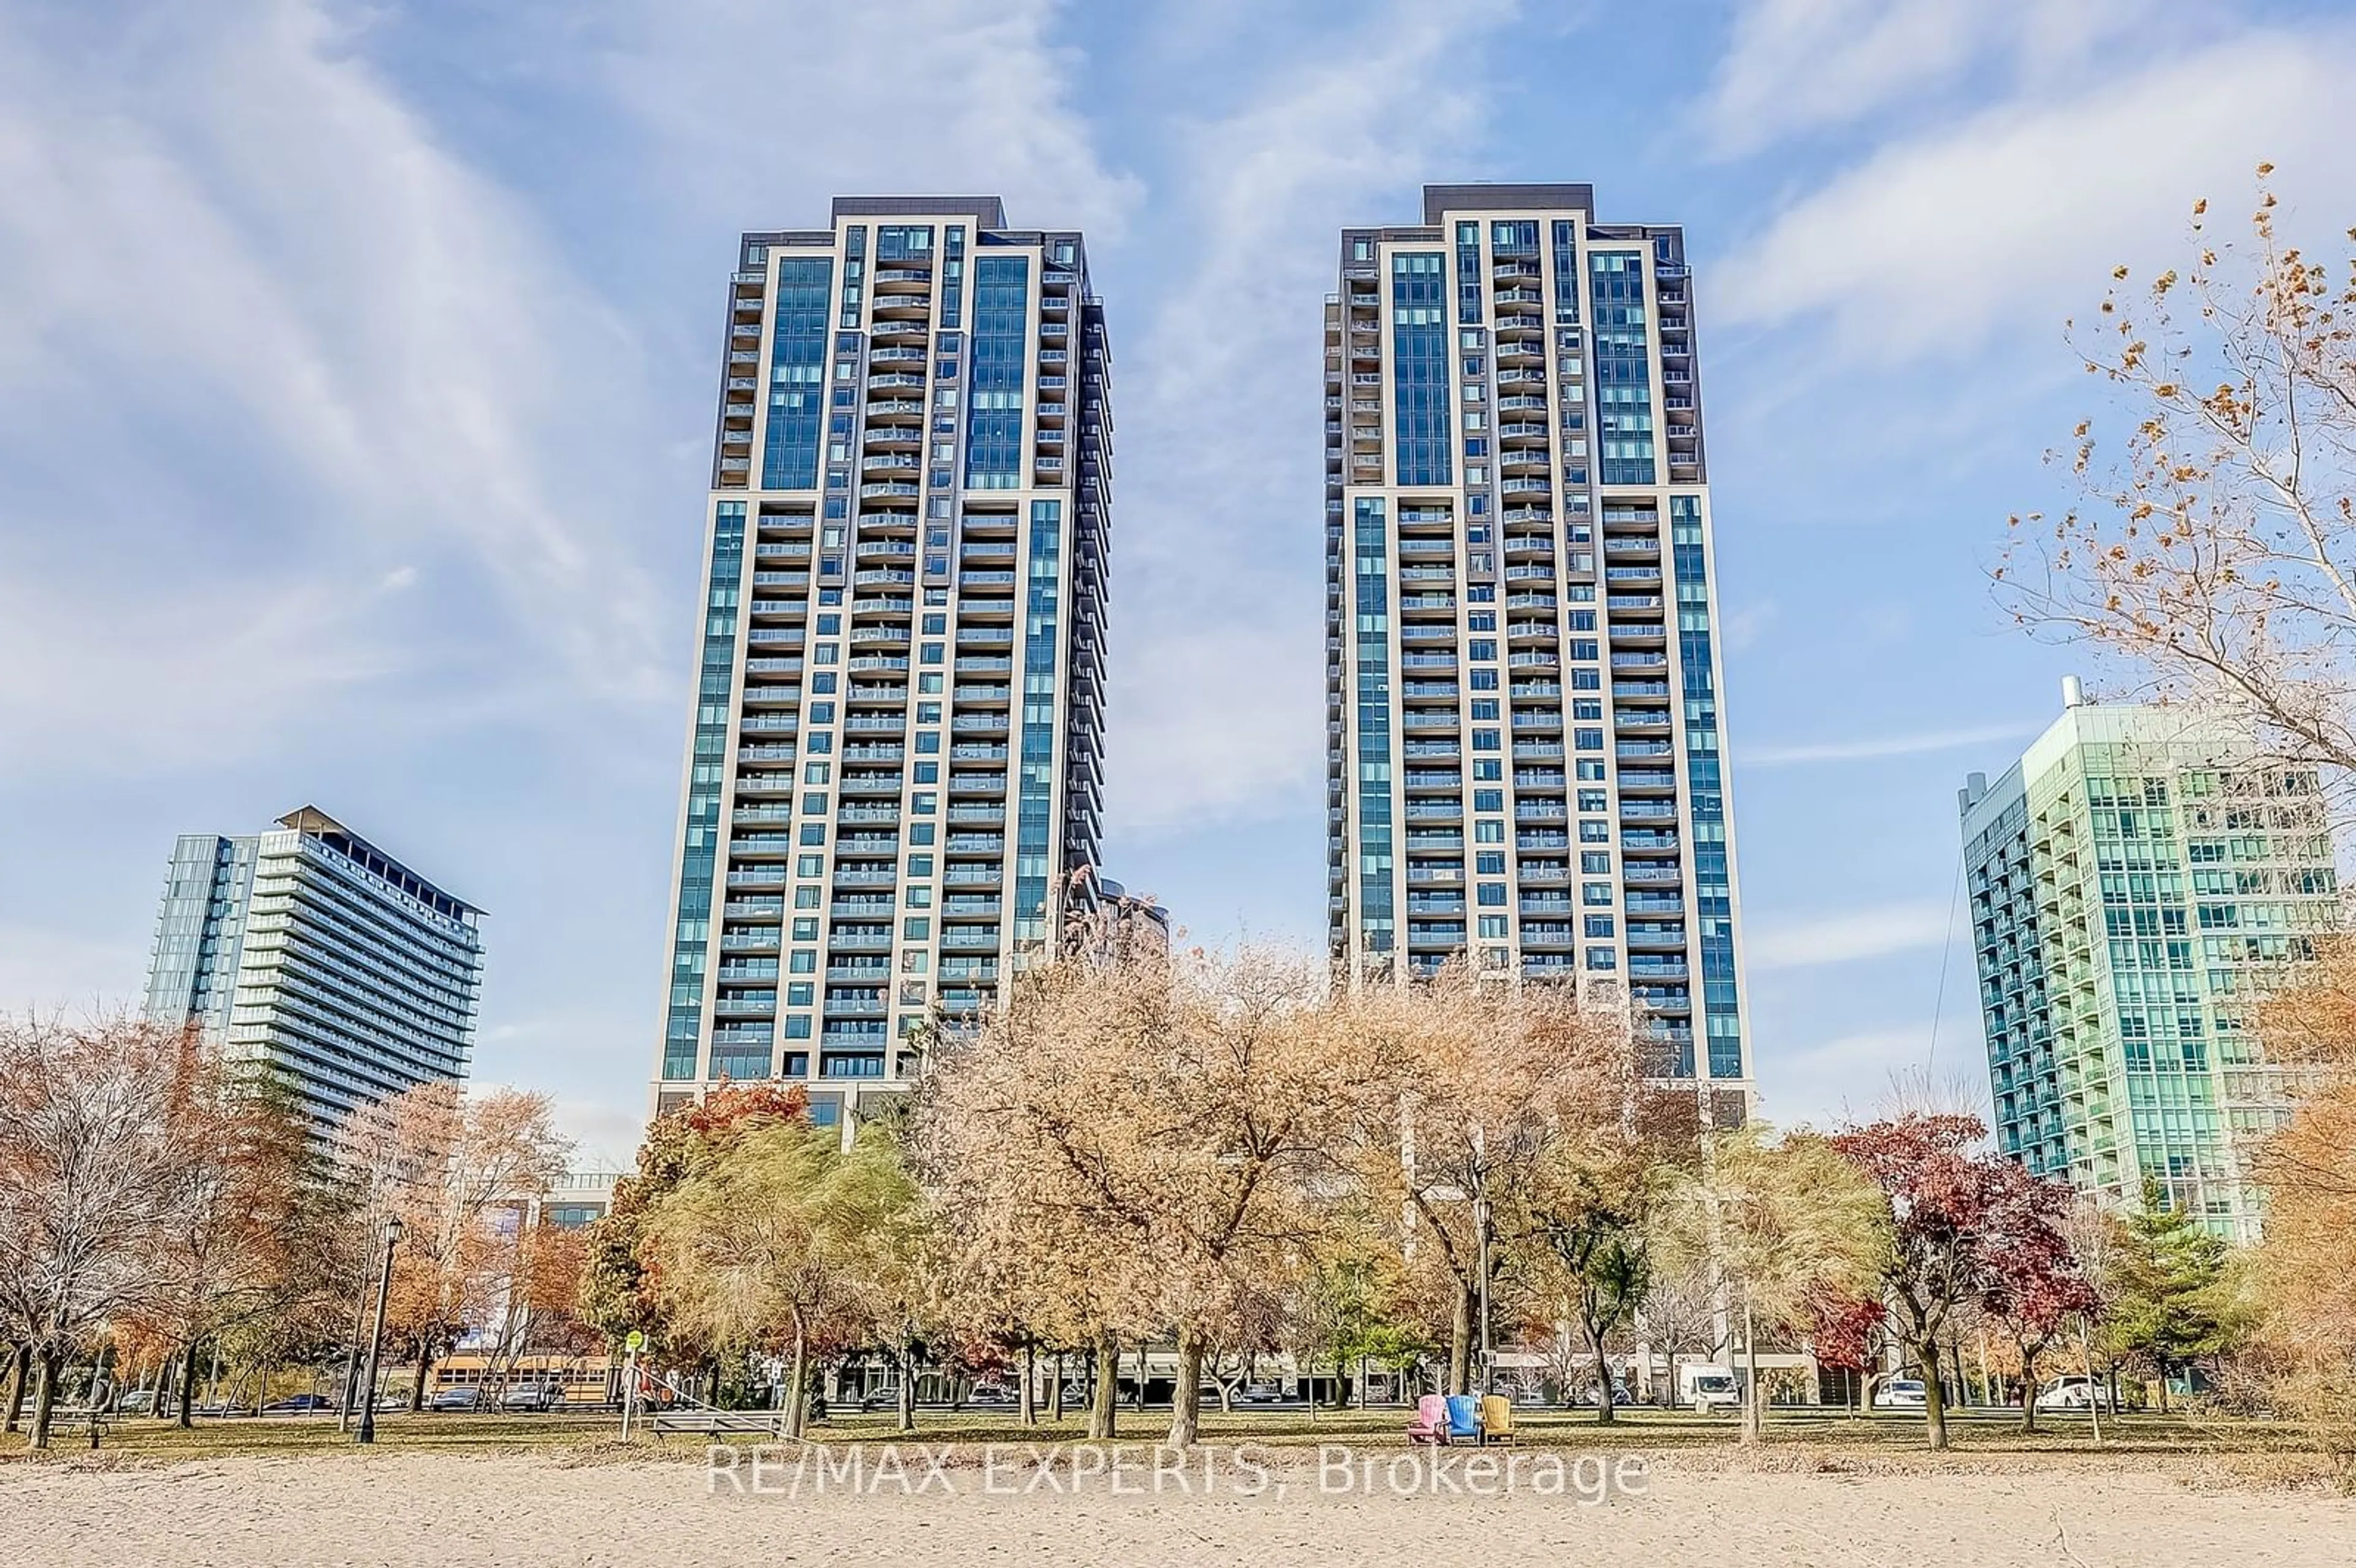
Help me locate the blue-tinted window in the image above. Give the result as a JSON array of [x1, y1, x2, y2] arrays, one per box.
[[663, 504, 749, 1078], [1012, 500, 1061, 942], [1588, 252, 1655, 486], [1390, 255, 1452, 486], [1550, 221, 1581, 325], [941, 226, 966, 329], [762, 259, 833, 488], [1353, 498, 1395, 953], [964, 257, 1029, 488], [877, 225, 934, 261]]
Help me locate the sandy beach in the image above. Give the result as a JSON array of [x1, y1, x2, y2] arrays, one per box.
[[2, 1447, 2349, 1567]]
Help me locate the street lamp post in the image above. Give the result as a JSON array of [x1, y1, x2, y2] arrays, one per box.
[[356, 1216, 403, 1445]]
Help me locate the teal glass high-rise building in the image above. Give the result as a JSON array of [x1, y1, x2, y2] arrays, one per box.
[[1960, 683, 2338, 1240], [1325, 184, 1753, 1120], [142, 805, 484, 1131], [652, 198, 1112, 1123]]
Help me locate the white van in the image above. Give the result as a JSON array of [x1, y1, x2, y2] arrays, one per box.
[[1677, 1364, 1741, 1414]]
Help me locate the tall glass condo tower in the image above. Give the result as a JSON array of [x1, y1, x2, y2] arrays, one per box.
[[1325, 184, 1752, 1115], [653, 198, 1112, 1123], [143, 805, 483, 1132]]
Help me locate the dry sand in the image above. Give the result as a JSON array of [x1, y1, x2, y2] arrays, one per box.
[[2, 1445, 2349, 1567]]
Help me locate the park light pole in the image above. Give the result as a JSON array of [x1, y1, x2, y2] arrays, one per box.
[[356, 1215, 403, 1445]]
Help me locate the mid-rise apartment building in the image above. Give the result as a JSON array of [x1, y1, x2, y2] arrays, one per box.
[[653, 197, 1111, 1123], [1325, 183, 1751, 1113], [1960, 680, 2339, 1239], [142, 805, 483, 1131]]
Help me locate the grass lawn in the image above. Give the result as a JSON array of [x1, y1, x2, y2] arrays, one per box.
[[0, 1401, 2328, 1467]]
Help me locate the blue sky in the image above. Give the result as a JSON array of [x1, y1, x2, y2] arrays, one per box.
[[4, 0, 2353, 1166]]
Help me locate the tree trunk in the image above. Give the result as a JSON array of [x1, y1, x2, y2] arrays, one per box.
[[2079, 1323, 2104, 1445], [2017, 1341, 2040, 1435], [1052, 1353, 1066, 1423], [895, 1342, 915, 1434], [4, 1344, 29, 1433], [177, 1342, 199, 1428], [1168, 1324, 1205, 1449], [1739, 1297, 1763, 1447], [784, 1321, 809, 1439], [1592, 1327, 1617, 1426], [28, 1350, 60, 1451], [1446, 1280, 1474, 1396], [1086, 1334, 1118, 1441], [1914, 1336, 1949, 1451], [409, 1351, 431, 1412], [1020, 1342, 1037, 1427]]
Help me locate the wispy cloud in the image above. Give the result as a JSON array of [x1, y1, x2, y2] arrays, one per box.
[[1698, 0, 2165, 158], [1105, 0, 1519, 834], [0, 0, 682, 781], [1741, 721, 2035, 766], [1714, 21, 2356, 356], [577, 0, 1142, 240], [1747, 900, 1953, 971]]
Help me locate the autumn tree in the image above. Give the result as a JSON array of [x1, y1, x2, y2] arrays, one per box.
[[918, 943, 1358, 1447], [1653, 1123, 1888, 1444], [1833, 1114, 2088, 1450], [642, 1117, 915, 1437], [1349, 963, 1632, 1397], [1979, 1209, 2100, 1433], [1804, 1289, 1890, 1415], [336, 1082, 571, 1409], [2000, 168, 2356, 789], [132, 1059, 340, 1427], [579, 1083, 810, 1358], [0, 1015, 214, 1448], [1523, 1099, 1692, 1423], [2241, 945, 2356, 1461]]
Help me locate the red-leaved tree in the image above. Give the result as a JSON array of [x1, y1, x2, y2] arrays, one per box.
[[1982, 1210, 2100, 1434], [1833, 1114, 2088, 1450], [1804, 1288, 1888, 1415]]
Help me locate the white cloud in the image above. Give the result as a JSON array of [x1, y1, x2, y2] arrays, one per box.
[[1104, 0, 1519, 834], [1746, 900, 1953, 971], [1714, 25, 2356, 357], [0, 0, 680, 781], [578, 0, 1141, 240], [1741, 721, 2035, 766], [1698, 0, 2163, 157], [0, 561, 399, 777]]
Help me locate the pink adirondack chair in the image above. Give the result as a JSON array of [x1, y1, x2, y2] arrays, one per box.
[[1406, 1393, 1450, 1446]]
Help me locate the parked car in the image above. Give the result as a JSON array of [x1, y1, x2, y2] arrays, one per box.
[[963, 1383, 1015, 1408], [1574, 1377, 1633, 1408], [262, 1394, 336, 1413], [1873, 1378, 1928, 1409], [1237, 1382, 1288, 1405], [499, 1383, 562, 1413], [114, 1389, 157, 1415], [427, 1387, 484, 1412], [2035, 1375, 2106, 1412]]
